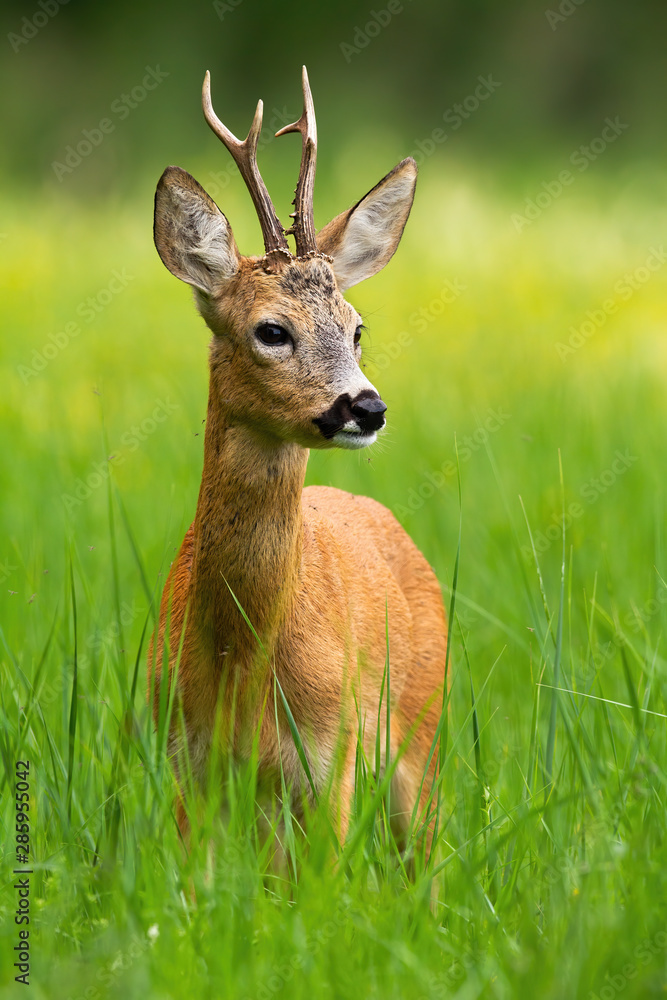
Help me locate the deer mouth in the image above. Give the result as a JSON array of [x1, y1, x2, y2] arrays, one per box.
[[332, 423, 379, 450]]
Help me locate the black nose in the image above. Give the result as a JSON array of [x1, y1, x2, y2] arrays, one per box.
[[351, 394, 387, 432]]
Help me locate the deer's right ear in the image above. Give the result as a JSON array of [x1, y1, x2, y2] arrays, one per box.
[[154, 166, 240, 293]]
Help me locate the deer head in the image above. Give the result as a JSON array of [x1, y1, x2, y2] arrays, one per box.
[[153, 67, 417, 451]]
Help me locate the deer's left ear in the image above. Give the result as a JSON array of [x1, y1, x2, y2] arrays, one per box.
[[316, 157, 417, 292]]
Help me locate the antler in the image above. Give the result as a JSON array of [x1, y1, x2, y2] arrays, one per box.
[[202, 71, 290, 259], [276, 66, 318, 257]]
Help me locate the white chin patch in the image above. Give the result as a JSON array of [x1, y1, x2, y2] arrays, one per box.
[[332, 428, 378, 450]]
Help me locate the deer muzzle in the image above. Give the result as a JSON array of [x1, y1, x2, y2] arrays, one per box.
[[314, 389, 387, 449]]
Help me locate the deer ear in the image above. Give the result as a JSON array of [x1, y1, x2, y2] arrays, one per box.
[[154, 166, 240, 293], [316, 158, 417, 292]]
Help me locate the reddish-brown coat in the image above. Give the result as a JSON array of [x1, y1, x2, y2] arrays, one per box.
[[150, 95, 447, 842]]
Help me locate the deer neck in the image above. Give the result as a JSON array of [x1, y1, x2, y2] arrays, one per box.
[[189, 384, 308, 667]]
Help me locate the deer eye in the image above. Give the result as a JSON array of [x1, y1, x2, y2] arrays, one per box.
[[256, 323, 290, 346], [354, 325, 364, 346]]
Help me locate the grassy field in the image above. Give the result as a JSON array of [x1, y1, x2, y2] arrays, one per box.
[[2, 161, 667, 999]]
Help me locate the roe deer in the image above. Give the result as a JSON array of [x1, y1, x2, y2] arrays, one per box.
[[150, 67, 447, 844]]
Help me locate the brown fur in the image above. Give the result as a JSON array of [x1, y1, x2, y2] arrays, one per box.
[[149, 153, 447, 844]]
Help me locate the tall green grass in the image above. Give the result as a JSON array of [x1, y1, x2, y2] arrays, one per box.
[[2, 166, 667, 998]]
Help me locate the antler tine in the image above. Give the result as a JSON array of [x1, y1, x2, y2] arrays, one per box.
[[275, 66, 318, 257], [202, 71, 290, 258]]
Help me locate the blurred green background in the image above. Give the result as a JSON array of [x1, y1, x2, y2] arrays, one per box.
[[2, 0, 667, 192], [2, 0, 666, 587], [2, 2, 667, 998]]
